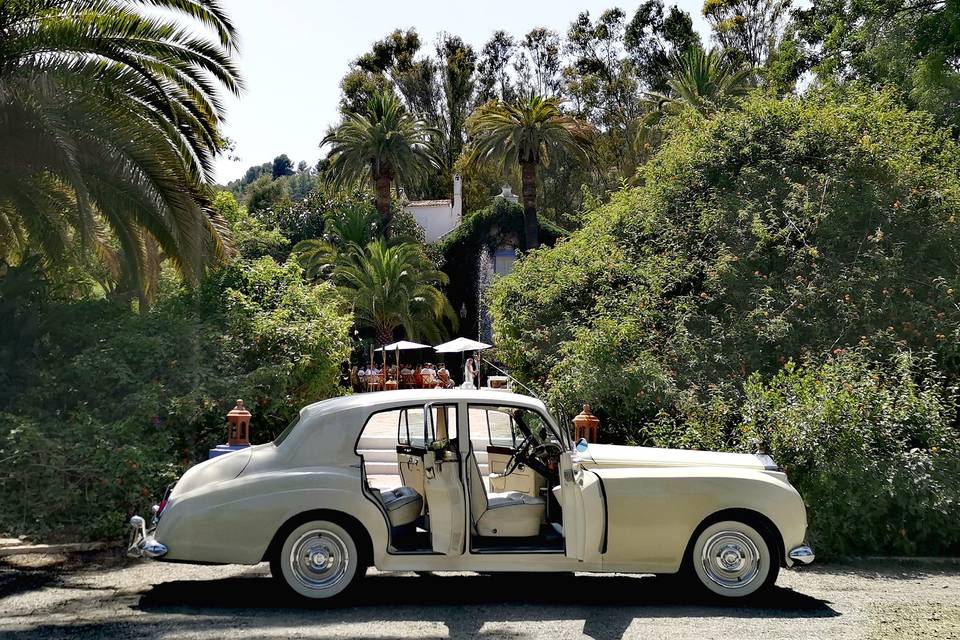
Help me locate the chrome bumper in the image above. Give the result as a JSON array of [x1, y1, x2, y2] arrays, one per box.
[[788, 545, 815, 565], [127, 515, 168, 559]]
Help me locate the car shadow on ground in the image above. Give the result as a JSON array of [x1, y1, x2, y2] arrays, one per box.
[[0, 569, 839, 640], [132, 570, 837, 639]]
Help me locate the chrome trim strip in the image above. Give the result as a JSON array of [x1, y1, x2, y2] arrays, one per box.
[[788, 545, 815, 565]]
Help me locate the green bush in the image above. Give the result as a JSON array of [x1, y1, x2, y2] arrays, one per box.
[[492, 88, 960, 436], [0, 258, 352, 542], [490, 88, 960, 557], [738, 351, 960, 559]]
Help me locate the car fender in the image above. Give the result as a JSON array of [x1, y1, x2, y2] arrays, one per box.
[[155, 467, 389, 565], [594, 466, 807, 573]]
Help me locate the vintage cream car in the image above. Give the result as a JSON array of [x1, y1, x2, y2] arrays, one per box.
[[129, 389, 814, 601]]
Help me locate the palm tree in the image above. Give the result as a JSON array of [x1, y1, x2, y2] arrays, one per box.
[[648, 46, 752, 116], [0, 0, 243, 297], [466, 95, 593, 250], [321, 92, 439, 226], [636, 46, 751, 155], [292, 205, 382, 281], [335, 239, 457, 345]]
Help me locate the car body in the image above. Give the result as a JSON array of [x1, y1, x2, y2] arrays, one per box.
[[129, 389, 814, 600]]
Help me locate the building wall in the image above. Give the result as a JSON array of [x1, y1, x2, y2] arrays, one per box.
[[405, 174, 462, 244], [409, 204, 460, 243]]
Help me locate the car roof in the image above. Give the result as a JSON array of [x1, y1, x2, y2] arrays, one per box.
[[300, 389, 548, 420]]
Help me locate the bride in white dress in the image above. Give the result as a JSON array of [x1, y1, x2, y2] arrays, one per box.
[[462, 357, 477, 389]]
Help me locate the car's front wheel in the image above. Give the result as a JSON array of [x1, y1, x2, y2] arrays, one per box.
[[271, 519, 365, 602], [689, 519, 779, 599]]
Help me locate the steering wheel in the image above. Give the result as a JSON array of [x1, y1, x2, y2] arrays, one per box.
[[502, 434, 533, 476]]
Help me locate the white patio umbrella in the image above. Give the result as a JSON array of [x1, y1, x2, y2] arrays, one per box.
[[434, 338, 493, 388], [375, 340, 432, 352], [375, 341, 431, 384], [433, 338, 492, 353]]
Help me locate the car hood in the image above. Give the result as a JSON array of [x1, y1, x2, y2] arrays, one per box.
[[580, 444, 775, 471]]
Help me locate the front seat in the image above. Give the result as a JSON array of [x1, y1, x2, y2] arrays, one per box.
[[468, 449, 545, 537], [379, 486, 423, 528]]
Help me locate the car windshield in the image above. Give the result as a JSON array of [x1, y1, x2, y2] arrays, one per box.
[[272, 414, 301, 446]]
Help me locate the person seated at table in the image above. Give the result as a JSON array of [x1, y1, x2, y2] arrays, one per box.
[[436, 366, 455, 389], [400, 364, 413, 375], [414, 365, 424, 387], [421, 363, 435, 387]]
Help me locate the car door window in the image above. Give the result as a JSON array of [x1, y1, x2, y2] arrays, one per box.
[[482, 407, 519, 449], [399, 407, 426, 449], [425, 404, 458, 456]]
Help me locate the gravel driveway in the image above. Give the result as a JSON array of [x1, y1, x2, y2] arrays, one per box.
[[1, 553, 957, 639]]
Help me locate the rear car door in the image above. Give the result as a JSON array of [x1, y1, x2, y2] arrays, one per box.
[[422, 402, 466, 555]]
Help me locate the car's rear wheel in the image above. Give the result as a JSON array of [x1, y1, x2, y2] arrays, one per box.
[[690, 520, 779, 599], [271, 519, 365, 602]]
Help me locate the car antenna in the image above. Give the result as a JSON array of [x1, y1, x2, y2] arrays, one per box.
[[483, 360, 574, 441], [483, 359, 545, 402]]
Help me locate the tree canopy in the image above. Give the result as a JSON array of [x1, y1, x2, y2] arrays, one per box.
[[0, 0, 243, 294]]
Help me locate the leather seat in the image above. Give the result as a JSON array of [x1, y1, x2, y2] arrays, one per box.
[[468, 449, 545, 537], [379, 486, 423, 528]]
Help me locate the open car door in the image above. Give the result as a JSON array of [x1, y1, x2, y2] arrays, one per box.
[[422, 403, 466, 555], [557, 451, 604, 562]]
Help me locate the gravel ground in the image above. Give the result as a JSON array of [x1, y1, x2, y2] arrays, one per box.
[[0, 553, 958, 639]]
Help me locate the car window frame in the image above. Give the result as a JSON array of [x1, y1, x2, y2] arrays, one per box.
[[470, 404, 563, 449]]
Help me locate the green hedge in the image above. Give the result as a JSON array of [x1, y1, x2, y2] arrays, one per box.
[[0, 258, 352, 542], [490, 88, 960, 557], [648, 350, 960, 559]]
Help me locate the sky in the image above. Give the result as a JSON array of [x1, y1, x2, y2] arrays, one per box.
[[212, 0, 712, 184]]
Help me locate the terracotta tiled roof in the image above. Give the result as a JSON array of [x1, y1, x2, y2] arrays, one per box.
[[405, 200, 451, 207]]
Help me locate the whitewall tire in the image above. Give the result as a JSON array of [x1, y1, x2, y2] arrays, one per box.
[[691, 520, 779, 598], [272, 519, 364, 601]]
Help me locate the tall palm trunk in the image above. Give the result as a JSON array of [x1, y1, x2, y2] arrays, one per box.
[[376, 325, 394, 347], [520, 161, 539, 250], [374, 174, 393, 231]]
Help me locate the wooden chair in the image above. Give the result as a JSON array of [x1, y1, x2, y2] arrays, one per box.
[[436, 370, 453, 389], [401, 373, 417, 389]]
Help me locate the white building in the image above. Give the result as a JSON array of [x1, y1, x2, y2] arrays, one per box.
[[404, 174, 463, 243]]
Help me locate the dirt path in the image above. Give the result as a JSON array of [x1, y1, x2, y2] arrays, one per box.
[[0, 554, 957, 639]]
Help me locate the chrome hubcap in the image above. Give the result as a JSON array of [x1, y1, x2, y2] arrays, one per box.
[[289, 529, 349, 590], [700, 530, 761, 589]]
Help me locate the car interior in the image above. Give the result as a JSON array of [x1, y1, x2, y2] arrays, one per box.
[[358, 402, 569, 555]]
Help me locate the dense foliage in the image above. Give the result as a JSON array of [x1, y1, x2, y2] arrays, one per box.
[[740, 351, 960, 558], [0, 0, 242, 296], [439, 198, 567, 335], [0, 259, 352, 541], [491, 90, 960, 556]]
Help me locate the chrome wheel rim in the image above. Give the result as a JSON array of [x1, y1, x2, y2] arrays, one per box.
[[700, 530, 761, 589], [289, 529, 350, 591]]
